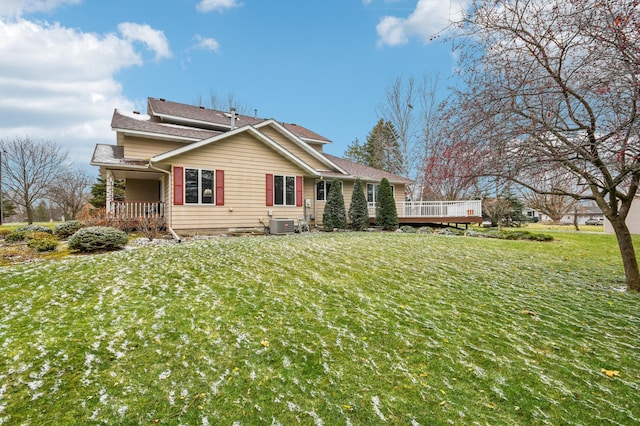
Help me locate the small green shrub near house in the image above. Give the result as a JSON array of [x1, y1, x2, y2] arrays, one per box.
[[400, 225, 416, 233], [54, 220, 85, 239], [68, 226, 128, 252], [26, 232, 59, 252]]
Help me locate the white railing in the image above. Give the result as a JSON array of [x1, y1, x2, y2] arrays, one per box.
[[368, 200, 482, 218], [109, 201, 165, 219]]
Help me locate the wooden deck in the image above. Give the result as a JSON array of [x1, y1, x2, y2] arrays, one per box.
[[368, 200, 482, 227]]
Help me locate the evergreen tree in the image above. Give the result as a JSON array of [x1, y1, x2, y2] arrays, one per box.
[[348, 178, 369, 231], [375, 178, 398, 231], [88, 178, 125, 208], [343, 120, 402, 175], [323, 178, 346, 231]]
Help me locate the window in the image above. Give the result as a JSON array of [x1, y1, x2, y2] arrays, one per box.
[[266, 174, 302, 206], [316, 180, 342, 201], [367, 183, 394, 203], [185, 168, 215, 204], [273, 175, 296, 206]]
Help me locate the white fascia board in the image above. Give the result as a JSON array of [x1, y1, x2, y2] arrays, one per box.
[[254, 120, 349, 175], [154, 112, 229, 131]]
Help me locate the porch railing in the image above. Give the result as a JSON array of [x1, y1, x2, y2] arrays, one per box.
[[368, 200, 482, 219], [109, 201, 165, 219]]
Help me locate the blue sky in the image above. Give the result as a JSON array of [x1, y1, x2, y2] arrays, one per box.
[[0, 0, 468, 170]]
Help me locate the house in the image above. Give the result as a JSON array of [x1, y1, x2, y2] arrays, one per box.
[[91, 98, 481, 236], [604, 197, 640, 234]]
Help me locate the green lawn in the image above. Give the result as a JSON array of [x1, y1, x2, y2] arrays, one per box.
[[0, 232, 638, 424]]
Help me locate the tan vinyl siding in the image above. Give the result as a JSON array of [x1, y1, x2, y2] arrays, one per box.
[[125, 179, 161, 201], [165, 133, 307, 230], [118, 134, 186, 160], [259, 126, 328, 170]]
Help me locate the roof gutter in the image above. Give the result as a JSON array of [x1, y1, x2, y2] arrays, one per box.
[[149, 161, 182, 243]]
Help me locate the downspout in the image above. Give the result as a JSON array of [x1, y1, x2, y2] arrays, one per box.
[[149, 162, 182, 243]]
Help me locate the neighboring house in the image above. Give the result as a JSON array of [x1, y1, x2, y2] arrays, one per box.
[[604, 197, 640, 234], [91, 98, 481, 236], [535, 204, 604, 225]]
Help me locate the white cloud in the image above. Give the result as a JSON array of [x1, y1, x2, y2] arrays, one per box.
[[0, 18, 172, 167], [117, 22, 172, 60], [376, 0, 469, 46], [196, 0, 242, 13], [193, 35, 220, 53], [0, 0, 81, 18], [362, 0, 373, 5]]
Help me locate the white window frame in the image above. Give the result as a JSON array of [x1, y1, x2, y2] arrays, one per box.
[[185, 168, 215, 205], [274, 174, 297, 206]]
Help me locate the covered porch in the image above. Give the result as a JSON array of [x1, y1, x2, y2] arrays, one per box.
[[368, 200, 483, 226]]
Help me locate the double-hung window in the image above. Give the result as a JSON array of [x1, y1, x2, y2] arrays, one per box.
[[185, 168, 215, 204], [266, 174, 303, 207], [274, 175, 296, 206]]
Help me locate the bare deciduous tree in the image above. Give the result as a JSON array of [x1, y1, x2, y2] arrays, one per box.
[[1, 136, 68, 224], [49, 168, 94, 220], [452, 0, 640, 291], [520, 169, 582, 223]]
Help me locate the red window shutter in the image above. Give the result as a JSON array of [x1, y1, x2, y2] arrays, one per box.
[[296, 176, 303, 207], [216, 170, 225, 206], [173, 166, 184, 205], [266, 174, 274, 206]]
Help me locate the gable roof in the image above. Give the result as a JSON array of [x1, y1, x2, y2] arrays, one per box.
[[111, 109, 221, 142], [105, 97, 413, 184], [323, 154, 413, 184], [151, 124, 320, 176]]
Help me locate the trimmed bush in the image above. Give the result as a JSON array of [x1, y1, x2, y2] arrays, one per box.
[[68, 226, 129, 252], [27, 232, 59, 252], [323, 178, 347, 231], [375, 178, 398, 231], [6, 225, 54, 243], [348, 178, 369, 231], [438, 227, 465, 236], [54, 220, 85, 239], [400, 225, 416, 233]]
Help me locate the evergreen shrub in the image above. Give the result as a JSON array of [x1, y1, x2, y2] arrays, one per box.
[[323, 178, 347, 231], [27, 232, 59, 252], [68, 226, 129, 252], [375, 178, 398, 231], [8, 224, 54, 242], [348, 178, 369, 231], [54, 220, 85, 239]]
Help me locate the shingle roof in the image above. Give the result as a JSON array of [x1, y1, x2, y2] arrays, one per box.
[[90, 144, 149, 167], [323, 154, 413, 184], [111, 109, 222, 141], [147, 97, 331, 143]]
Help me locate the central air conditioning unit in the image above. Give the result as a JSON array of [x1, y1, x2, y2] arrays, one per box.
[[269, 218, 295, 235]]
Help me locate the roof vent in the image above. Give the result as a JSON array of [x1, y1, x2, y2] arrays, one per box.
[[199, 106, 205, 109], [133, 111, 140, 115], [159, 98, 166, 102], [230, 107, 237, 129]]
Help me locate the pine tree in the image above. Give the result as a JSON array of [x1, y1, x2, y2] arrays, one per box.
[[349, 178, 369, 231], [89, 178, 125, 208], [323, 178, 346, 231], [375, 178, 398, 231]]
